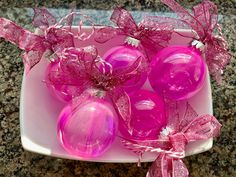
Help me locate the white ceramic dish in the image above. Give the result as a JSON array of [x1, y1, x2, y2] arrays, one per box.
[[20, 27, 213, 162]]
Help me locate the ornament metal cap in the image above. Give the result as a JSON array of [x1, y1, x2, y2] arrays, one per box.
[[191, 40, 205, 52], [125, 37, 140, 48], [86, 88, 106, 99]]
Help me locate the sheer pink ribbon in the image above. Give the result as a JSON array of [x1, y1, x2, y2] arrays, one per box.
[[94, 7, 174, 58], [122, 103, 221, 177], [47, 45, 147, 131], [0, 18, 51, 72], [0, 8, 95, 72], [161, 0, 231, 83]]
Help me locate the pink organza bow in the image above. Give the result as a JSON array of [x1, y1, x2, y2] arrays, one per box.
[[94, 7, 174, 58], [47, 46, 147, 130], [0, 17, 51, 72], [0, 9, 73, 72], [161, 0, 231, 83], [0, 8, 94, 72], [33, 8, 95, 52], [122, 103, 221, 177]]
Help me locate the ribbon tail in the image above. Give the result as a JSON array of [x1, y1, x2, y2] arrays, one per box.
[[148, 155, 188, 177], [71, 88, 93, 111], [172, 158, 189, 177], [147, 154, 171, 177], [0, 18, 34, 50], [110, 88, 133, 134], [147, 155, 163, 177]]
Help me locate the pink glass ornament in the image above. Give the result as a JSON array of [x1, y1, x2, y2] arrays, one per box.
[[45, 61, 79, 102], [148, 46, 206, 100], [103, 43, 147, 93], [119, 90, 166, 140], [57, 91, 118, 158]]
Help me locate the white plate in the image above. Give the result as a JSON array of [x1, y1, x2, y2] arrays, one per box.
[[20, 27, 213, 162]]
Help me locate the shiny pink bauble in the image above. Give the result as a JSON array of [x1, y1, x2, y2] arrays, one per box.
[[148, 46, 206, 100], [119, 90, 166, 140], [45, 61, 78, 102], [103, 45, 147, 93], [57, 94, 118, 158]]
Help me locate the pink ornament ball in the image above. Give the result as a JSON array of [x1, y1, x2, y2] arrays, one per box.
[[57, 95, 118, 158], [45, 61, 78, 103], [148, 46, 206, 100], [119, 89, 166, 140], [103, 45, 147, 93]]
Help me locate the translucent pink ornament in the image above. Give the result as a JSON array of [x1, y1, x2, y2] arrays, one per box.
[[148, 46, 206, 100], [102, 42, 147, 93], [119, 90, 166, 140], [45, 61, 78, 102], [57, 90, 118, 158]]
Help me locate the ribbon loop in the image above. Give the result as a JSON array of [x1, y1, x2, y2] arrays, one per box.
[[32, 8, 57, 28], [110, 7, 138, 36]]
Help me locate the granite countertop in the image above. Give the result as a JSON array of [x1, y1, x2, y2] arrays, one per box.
[[0, 0, 235, 177]]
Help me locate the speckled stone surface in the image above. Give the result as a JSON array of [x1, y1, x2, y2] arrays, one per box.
[[0, 1, 235, 177]]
